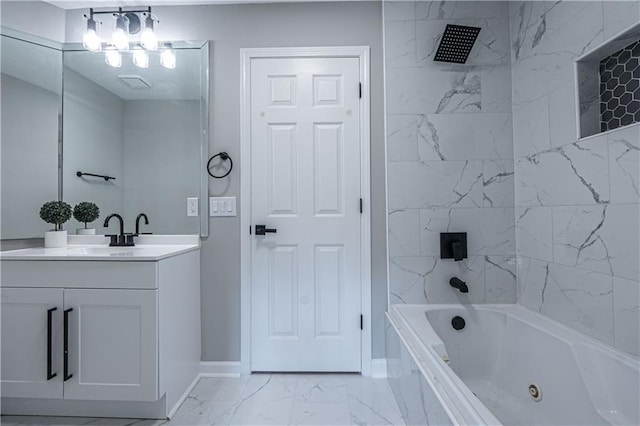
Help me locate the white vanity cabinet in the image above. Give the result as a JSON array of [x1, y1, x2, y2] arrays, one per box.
[[1, 288, 64, 399], [63, 288, 158, 401], [0, 242, 201, 419], [1, 288, 157, 402]]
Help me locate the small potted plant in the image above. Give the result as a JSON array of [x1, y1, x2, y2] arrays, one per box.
[[73, 202, 100, 235], [39, 200, 72, 248]]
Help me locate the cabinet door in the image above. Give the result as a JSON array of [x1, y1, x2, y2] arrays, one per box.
[[63, 289, 158, 401], [1, 288, 63, 398]]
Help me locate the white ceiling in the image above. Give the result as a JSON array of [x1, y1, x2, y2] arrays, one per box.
[[44, 0, 359, 10], [64, 48, 203, 100]]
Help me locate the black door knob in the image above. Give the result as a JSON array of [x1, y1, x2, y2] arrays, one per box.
[[255, 225, 277, 235]]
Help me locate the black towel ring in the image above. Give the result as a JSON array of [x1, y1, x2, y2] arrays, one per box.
[[207, 152, 233, 179]]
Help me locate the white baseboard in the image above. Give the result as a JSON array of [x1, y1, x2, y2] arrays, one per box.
[[370, 358, 387, 378], [200, 360, 383, 378], [200, 361, 242, 377]]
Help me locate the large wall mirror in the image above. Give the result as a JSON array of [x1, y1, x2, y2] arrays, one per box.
[[0, 31, 209, 240], [1, 34, 62, 240], [63, 42, 209, 237]]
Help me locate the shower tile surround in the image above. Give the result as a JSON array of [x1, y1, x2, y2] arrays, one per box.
[[385, 0, 516, 306], [385, 1, 640, 357]]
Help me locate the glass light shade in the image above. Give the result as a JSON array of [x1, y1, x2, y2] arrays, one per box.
[[83, 28, 101, 52], [160, 49, 176, 69], [112, 15, 129, 50], [133, 48, 149, 68], [140, 17, 158, 51], [105, 49, 122, 67]]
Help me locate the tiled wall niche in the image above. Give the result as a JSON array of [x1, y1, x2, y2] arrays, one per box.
[[577, 22, 640, 138], [600, 39, 640, 132]]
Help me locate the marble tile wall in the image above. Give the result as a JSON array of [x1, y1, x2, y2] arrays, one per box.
[[510, 1, 640, 356], [384, 0, 516, 305]]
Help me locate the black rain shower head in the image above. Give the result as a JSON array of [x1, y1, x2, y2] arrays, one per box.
[[434, 24, 481, 64]]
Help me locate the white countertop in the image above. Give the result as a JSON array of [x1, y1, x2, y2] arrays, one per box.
[[0, 235, 200, 261]]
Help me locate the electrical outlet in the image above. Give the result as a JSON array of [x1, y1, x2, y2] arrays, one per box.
[[187, 197, 199, 216]]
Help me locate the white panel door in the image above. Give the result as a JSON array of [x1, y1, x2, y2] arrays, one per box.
[[63, 289, 158, 401], [1, 288, 63, 398], [250, 57, 361, 372]]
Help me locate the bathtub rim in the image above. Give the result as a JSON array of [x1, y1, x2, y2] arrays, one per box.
[[394, 303, 639, 366], [386, 308, 501, 425], [388, 303, 640, 426]]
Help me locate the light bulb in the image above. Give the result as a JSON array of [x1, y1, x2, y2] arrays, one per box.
[[160, 49, 176, 69], [133, 48, 149, 68], [140, 16, 158, 51], [83, 18, 101, 52], [105, 49, 122, 67], [112, 15, 129, 50]]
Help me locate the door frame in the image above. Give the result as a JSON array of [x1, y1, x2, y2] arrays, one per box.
[[239, 46, 372, 376]]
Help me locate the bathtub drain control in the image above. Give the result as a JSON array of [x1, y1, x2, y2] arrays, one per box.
[[528, 384, 542, 402], [451, 316, 465, 330]]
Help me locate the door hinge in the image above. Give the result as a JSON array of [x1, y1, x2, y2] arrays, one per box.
[[249, 226, 252, 235], [359, 198, 363, 214], [359, 82, 362, 99], [360, 314, 364, 330]]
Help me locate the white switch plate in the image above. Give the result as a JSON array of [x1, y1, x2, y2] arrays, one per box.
[[187, 197, 199, 216], [210, 196, 236, 217]]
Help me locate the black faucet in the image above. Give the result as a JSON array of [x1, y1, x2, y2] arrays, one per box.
[[135, 213, 150, 235], [104, 213, 134, 247], [450, 277, 469, 293]]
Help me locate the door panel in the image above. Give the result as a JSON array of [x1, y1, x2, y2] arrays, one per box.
[[251, 57, 361, 372], [63, 289, 158, 401], [1, 288, 63, 398]]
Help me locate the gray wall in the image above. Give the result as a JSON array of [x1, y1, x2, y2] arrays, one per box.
[[1, 74, 59, 239], [384, 1, 516, 305], [0, 1, 66, 43], [66, 1, 387, 361], [510, 1, 640, 356], [123, 100, 201, 235], [63, 68, 125, 234]]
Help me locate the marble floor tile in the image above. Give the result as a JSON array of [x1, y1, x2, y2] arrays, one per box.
[[290, 402, 351, 426], [1, 374, 405, 426]]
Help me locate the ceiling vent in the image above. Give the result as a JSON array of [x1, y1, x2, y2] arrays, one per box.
[[117, 75, 152, 89]]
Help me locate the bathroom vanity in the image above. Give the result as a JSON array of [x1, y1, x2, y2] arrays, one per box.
[[0, 235, 201, 419]]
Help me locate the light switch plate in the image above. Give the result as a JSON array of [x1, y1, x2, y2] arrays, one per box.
[[210, 196, 236, 217], [187, 197, 199, 216]]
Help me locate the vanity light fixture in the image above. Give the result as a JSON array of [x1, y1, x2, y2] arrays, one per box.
[[160, 44, 176, 69], [82, 11, 101, 52], [105, 48, 122, 68], [133, 47, 149, 68], [82, 7, 158, 52], [140, 14, 159, 51]]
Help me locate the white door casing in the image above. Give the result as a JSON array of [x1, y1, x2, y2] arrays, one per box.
[[240, 47, 371, 375]]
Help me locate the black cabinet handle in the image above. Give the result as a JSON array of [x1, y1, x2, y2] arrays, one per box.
[[255, 225, 277, 236], [63, 308, 73, 381], [47, 307, 57, 380]]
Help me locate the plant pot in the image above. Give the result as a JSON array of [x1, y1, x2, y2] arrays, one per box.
[[76, 228, 96, 235], [44, 230, 67, 248]]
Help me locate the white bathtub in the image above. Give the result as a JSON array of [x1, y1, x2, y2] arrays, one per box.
[[386, 304, 640, 425]]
